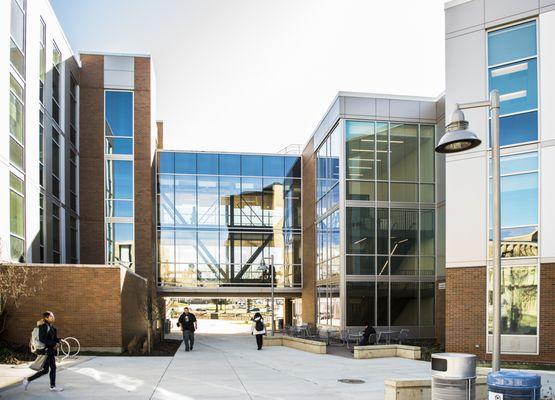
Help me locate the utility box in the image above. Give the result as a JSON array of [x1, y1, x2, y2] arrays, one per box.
[[432, 353, 477, 400]]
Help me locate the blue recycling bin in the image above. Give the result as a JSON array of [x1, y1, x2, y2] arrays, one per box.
[[488, 371, 541, 400]]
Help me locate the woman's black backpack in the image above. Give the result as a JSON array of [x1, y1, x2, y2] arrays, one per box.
[[255, 319, 264, 332]]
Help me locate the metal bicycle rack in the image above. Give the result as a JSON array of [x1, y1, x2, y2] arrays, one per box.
[[57, 337, 81, 362]]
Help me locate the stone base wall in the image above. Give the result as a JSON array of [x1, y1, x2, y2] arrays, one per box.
[[1, 264, 147, 353]]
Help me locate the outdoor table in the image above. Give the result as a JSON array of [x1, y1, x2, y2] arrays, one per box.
[[323, 329, 339, 345], [346, 332, 363, 349], [377, 330, 396, 345]]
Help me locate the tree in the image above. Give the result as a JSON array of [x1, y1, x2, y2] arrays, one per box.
[[138, 281, 163, 355], [0, 264, 44, 336]]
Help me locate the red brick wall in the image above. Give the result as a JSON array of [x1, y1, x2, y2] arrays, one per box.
[[79, 55, 105, 265], [446, 264, 555, 364], [301, 138, 316, 325], [1, 264, 147, 352]]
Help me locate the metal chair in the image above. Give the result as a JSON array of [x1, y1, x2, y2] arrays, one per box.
[[398, 328, 410, 344]]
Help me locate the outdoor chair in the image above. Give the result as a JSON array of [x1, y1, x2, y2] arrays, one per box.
[[397, 328, 410, 344]]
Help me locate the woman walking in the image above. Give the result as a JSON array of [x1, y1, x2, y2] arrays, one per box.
[[23, 311, 63, 392], [251, 312, 266, 350]]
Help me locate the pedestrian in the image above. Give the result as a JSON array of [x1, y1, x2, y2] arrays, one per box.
[[251, 312, 266, 350], [22, 311, 64, 392], [358, 324, 376, 346], [177, 307, 197, 352]]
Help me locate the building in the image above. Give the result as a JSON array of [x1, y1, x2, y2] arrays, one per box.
[[444, 0, 555, 362], [155, 150, 302, 322], [1, 0, 80, 264], [300, 93, 446, 336]]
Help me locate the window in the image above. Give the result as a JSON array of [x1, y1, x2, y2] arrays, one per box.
[[10, 0, 25, 76], [489, 152, 538, 258], [105, 90, 134, 268], [10, 173, 25, 262], [52, 204, 60, 262], [39, 194, 44, 262], [39, 19, 45, 103], [52, 129, 60, 199], [488, 265, 538, 335], [346, 207, 375, 254], [488, 21, 538, 146], [52, 43, 61, 124], [69, 216, 78, 263], [9, 75, 24, 170], [69, 151, 77, 211], [69, 76, 78, 145], [39, 111, 44, 187]]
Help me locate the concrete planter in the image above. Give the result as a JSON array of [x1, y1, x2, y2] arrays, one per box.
[[353, 344, 422, 360], [263, 335, 327, 354]]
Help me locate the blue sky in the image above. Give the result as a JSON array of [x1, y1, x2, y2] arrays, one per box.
[[50, 0, 446, 153]]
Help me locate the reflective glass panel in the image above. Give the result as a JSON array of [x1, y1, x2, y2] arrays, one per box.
[[219, 154, 241, 175], [391, 282, 418, 326], [390, 124, 418, 182], [284, 156, 301, 178], [159, 152, 174, 173], [420, 125, 435, 183], [346, 207, 375, 254], [174, 175, 197, 226], [105, 91, 133, 136], [488, 21, 536, 67], [376, 122, 388, 181], [263, 156, 284, 177], [347, 282, 375, 326], [420, 283, 435, 326], [197, 153, 218, 175], [347, 181, 374, 201], [175, 230, 197, 263], [346, 255, 375, 275], [105, 137, 133, 155], [390, 209, 418, 256], [498, 111, 538, 146], [241, 155, 262, 176], [420, 210, 435, 256], [106, 160, 133, 199], [490, 59, 537, 115], [346, 121, 374, 180], [175, 152, 196, 174], [488, 265, 538, 335]]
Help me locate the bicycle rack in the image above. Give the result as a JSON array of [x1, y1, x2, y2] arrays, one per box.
[[57, 337, 81, 362]]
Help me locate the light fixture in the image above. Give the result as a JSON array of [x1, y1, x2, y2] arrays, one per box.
[[435, 109, 482, 153]]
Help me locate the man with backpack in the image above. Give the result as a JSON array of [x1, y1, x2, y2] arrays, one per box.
[[23, 311, 63, 392], [251, 312, 266, 350], [177, 307, 197, 352]]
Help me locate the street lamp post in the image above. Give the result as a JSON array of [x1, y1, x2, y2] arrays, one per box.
[[259, 255, 275, 336], [435, 89, 502, 372]]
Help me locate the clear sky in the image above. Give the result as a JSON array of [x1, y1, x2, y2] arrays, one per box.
[[50, 0, 446, 153]]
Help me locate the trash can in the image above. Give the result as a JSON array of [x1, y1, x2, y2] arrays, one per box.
[[488, 371, 541, 400], [431, 353, 476, 400], [278, 318, 284, 330], [164, 319, 171, 334], [210, 313, 219, 320]]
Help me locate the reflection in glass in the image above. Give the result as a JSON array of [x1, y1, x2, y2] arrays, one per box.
[[390, 124, 418, 182], [347, 207, 375, 254], [105, 160, 133, 200], [106, 223, 134, 268], [105, 91, 133, 136], [391, 282, 418, 326], [488, 265, 538, 335]]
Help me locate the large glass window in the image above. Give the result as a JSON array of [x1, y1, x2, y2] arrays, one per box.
[[52, 43, 61, 124], [157, 152, 301, 288], [9, 173, 25, 262], [488, 21, 538, 146], [489, 152, 538, 258], [10, 0, 25, 76], [52, 129, 60, 199], [39, 19, 45, 103], [488, 265, 538, 335], [52, 204, 60, 262], [10, 75, 24, 170], [105, 90, 134, 267]]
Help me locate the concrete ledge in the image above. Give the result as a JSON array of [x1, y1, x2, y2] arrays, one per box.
[[384, 376, 488, 400], [354, 344, 421, 360], [264, 335, 327, 354]]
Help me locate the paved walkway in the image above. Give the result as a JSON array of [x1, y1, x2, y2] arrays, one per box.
[[0, 331, 432, 399]]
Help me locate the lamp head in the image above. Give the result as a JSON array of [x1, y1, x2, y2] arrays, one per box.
[[435, 109, 481, 154]]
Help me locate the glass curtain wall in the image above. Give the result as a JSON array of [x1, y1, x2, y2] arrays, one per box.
[[157, 152, 301, 288], [105, 90, 134, 268], [344, 120, 436, 334], [315, 124, 340, 326], [486, 20, 540, 347]]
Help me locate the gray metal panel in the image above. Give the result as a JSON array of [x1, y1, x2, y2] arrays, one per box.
[[343, 96, 376, 117], [445, 0, 485, 34], [485, 0, 539, 24], [419, 101, 437, 120], [376, 99, 390, 119], [541, 0, 555, 6], [390, 99, 420, 119]]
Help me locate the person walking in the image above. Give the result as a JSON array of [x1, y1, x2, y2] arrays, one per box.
[[22, 311, 63, 392], [251, 312, 266, 350], [177, 307, 197, 352]]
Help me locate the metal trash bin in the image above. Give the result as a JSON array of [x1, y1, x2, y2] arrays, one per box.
[[164, 319, 171, 334], [432, 353, 476, 400], [488, 371, 541, 400]]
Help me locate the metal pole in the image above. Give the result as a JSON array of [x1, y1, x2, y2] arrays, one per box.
[[490, 89, 501, 372], [270, 254, 275, 336]]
